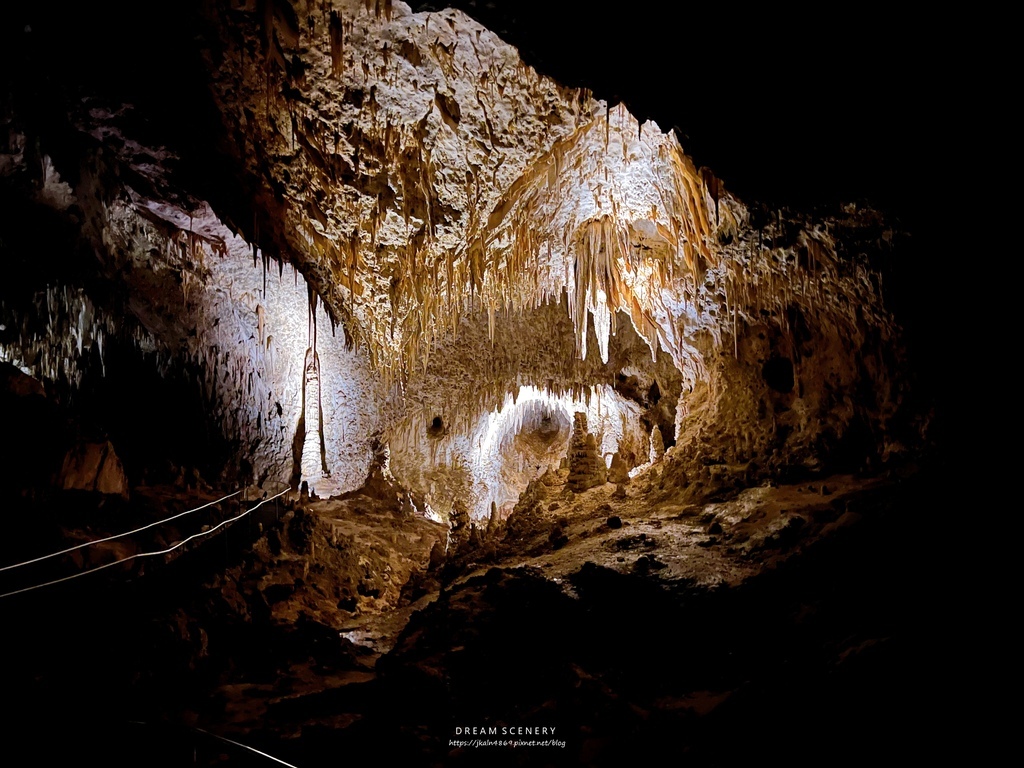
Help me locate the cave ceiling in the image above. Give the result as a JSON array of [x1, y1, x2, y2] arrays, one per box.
[[192, 0, 727, 381], [4, 0, 926, 375]]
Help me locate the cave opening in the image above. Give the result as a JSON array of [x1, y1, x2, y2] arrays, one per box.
[[762, 356, 795, 394], [427, 415, 445, 437]]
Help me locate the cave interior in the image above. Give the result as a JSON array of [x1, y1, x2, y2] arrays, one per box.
[[0, 2, 968, 766]]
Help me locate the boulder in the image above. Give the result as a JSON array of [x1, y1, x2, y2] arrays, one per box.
[[58, 440, 129, 500]]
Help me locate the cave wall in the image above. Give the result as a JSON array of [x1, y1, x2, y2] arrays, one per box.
[[0, 123, 381, 491], [0, 119, 914, 508], [0, 0, 922, 511], [661, 205, 916, 500], [386, 300, 680, 520], [390, 382, 648, 521]]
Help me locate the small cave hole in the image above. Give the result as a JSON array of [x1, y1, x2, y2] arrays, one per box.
[[427, 415, 445, 438], [762, 357, 795, 394], [533, 412, 561, 442], [647, 381, 661, 404], [614, 373, 644, 403]]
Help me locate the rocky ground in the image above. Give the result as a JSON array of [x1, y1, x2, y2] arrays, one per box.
[[0, 453, 965, 767]]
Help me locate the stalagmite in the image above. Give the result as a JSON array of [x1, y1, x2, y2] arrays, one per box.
[[650, 425, 665, 463], [567, 412, 604, 492], [300, 346, 325, 485]]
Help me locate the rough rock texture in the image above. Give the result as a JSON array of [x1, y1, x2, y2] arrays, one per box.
[[206, 487, 446, 626], [608, 451, 630, 485], [567, 413, 604, 492], [386, 302, 666, 519], [1, 0, 911, 508], [58, 440, 130, 500], [650, 424, 666, 463], [192, 0, 904, 421], [200, 0, 596, 378], [0, 5, 956, 767], [0, 127, 382, 490]]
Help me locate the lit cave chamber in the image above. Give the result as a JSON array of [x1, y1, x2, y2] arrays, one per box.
[[0, 3, 960, 767]]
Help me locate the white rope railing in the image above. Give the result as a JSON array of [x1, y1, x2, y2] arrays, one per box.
[[125, 722, 301, 767], [192, 726, 300, 767], [0, 490, 242, 573], [0, 489, 288, 599]]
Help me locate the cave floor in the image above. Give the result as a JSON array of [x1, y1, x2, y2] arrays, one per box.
[[194, 465, 932, 765], [1, 463, 958, 766], [456, 470, 883, 589]]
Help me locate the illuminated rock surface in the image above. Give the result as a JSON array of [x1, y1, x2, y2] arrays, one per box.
[[0, 2, 966, 766]]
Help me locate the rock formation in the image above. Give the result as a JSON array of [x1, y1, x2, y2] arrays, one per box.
[[0, 0, 916, 521], [0, 3, 954, 766], [58, 441, 129, 500], [650, 425, 666, 463], [608, 451, 630, 485], [567, 412, 606, 492]]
